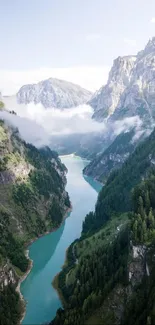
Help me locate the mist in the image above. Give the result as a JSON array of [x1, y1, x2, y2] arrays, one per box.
[[0, 100, 147, 148]]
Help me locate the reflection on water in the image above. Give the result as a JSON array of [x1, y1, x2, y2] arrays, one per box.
[[29, 221, 65, 274], [84, 174, 103, 193]]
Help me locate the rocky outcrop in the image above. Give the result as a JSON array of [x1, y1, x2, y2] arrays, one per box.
[[83, 129, 147, 182], [0, 263, 17, 289], [17, 78, 92, 109], [90, 56, 136, 121], [90, 37, 155, 124]]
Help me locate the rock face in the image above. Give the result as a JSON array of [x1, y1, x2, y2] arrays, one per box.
[[84, 37, 155, 181], [90, 56, 136, 121], [83, 131, 136, 182], [17, 78, 92, 109], [0, 263, 17, 289], [90, 37, 155, 123]]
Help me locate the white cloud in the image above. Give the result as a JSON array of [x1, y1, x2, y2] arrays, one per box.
[[0, 66, 110, 96], [2, 98, 144, 150], [2, 102, 106, 141], [0, 110, 50, 147], [150, 17, 155, 23], [113, 116, 143, 136], [86, 33, 101, 41], [124, 38, 137, 47]]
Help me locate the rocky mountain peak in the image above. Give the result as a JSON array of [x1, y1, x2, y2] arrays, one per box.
[[108, 55, 136, 84], [137, 37, 155, 59], [90, 36, 155, 123], [89, 55, 136, 120], [16, 77, 92, 109]]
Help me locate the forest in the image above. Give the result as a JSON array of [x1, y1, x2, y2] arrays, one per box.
[[51, 226, 129, 325], [51, 129, 155, 325], [83, 128, 155, 234]]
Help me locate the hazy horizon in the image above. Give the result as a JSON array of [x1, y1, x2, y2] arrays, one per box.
[[0, 0, 155, 95]]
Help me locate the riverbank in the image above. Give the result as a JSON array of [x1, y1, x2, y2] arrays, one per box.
[[17, 205, 72, 325], [52, 244, 71, 308], [60, 153, 90, 163], [52, 272, 67, 308], [52, 238, 77, 312]]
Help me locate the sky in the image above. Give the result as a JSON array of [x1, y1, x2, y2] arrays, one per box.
[[0, 0, 155, 94]]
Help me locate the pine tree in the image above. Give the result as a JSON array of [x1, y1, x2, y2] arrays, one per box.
[[145, 190, 151, 214], [142, 220, 147, 242]]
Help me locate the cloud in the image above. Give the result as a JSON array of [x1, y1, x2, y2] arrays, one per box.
[[113, 116, 143, 136], [86, 33, 101, 41], [1, 96, 145, 152], [124, 38, 137, 47], [1, 102, 108, 148], [13, 103, 106, 136], [0, 110, 50, 147], [150, 17, 155, 23], [0, 66, 110, 96]]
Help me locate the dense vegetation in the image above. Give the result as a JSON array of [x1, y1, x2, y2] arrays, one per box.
[[0, 121, 70, 324], [83, 129, 155, 234], [0, 285, 22, 325], [50, 128, 155, 325], [0, 209, 28, 272], [131, 172, 155, 244], [51, 226, 129, 325]]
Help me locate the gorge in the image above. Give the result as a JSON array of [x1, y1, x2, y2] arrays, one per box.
[[21, 156, 102, 324]]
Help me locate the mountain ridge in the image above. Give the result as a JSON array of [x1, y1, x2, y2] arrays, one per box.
[[16, 77, 92, 109], [90, 37, 155, 123]]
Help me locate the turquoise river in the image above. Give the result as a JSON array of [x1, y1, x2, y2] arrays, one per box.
[[21, 156, 102, 325]]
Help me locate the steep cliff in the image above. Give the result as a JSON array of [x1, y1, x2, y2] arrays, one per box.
[[84, 37, 155, 181], [90, 37, 155, 124], [90, 56, 136, 121]]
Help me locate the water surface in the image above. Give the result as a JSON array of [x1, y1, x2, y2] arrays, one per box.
[[21, 156, 102, 324]]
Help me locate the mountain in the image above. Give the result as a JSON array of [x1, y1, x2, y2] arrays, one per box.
[[0, 114, 70, 325], [83, 130, 137, 182], [16, 78, 92, 109], [51, 127, 155, 325], [83, 37, 155, 181], [89, 55, 136, 121], [50, 131, 114, 160], [90, 37, 155, 123], [83, 127, 150, 183]]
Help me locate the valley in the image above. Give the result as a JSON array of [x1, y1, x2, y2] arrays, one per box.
[[0, 25, 155, 325], [21, 156, 102, 324]]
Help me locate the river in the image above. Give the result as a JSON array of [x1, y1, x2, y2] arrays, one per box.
[[21, 156, 102, 325]]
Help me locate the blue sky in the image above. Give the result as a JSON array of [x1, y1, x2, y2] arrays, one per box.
[[0, 0, 155, 94]]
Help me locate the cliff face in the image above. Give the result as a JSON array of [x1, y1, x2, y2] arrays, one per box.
[[84, 38, 155, 181], [111, 38, 155, 123], [90, 56, 136, 121], [90, 37, 155, 124], [83, 128, 148, 183]]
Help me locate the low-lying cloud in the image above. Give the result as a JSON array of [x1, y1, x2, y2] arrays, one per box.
[[1, 101, 146, 148], [0, 111, 50, 147], [6, 102, 107, 136]]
